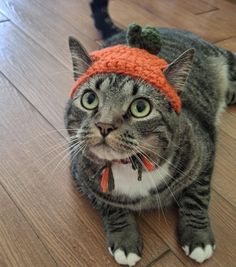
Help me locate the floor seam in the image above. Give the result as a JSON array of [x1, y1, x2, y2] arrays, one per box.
[[213, 188, 236, 210], [195, 7, 219, 15], [0, 181, 60, 267], [0, 70, 65, 140], [0, 8, 95, 72], [214, 36, 236, 44], [0, 71, 66, 266], [145, 250, 170, 267]]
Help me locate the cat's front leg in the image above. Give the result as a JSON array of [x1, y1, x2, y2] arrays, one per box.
[[178, 177, 215, 263], [100, 207, 143, 266]]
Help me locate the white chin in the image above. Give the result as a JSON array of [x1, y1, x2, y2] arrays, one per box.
[[90, 145, 130, 161]]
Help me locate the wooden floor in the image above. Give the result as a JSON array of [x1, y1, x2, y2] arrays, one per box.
[[0, 0, 235, 266]]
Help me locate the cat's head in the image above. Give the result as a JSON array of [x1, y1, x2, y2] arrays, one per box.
[[65, 37, 194, 165]]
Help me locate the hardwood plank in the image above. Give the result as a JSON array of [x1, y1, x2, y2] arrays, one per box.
[[213, 106, 236, 207], [34, 0, 100, 40], [150, 251, 185, 267], [167, 0, 217, 15], [219, 107, 236, 140], [129, 0, 236, 42], [194, 9, 236, 41], [213, 129, 236, 207], [111, 0, 216, 27], [0, 0, 98, 68], [143, 191, 236, 266], [202, 0, 236, 10], [137, 220, 168, 266], [0, 72, 114, 266], [0, 22, 72, 136], [0, 180, 57, 266], [216, 36, 236, 51], [0, 76, 168, 266], [110, 0, 173, 28]]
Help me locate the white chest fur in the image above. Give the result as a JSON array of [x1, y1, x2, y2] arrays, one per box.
[[111, 161, 170, 198]]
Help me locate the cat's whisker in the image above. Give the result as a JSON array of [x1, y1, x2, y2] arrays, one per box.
[[137, 142, 186, 177], [140, 151, 191, 220], [135, 146, 183, 221], [136, 143, 191, 187], [28, 135, 79, 163], [50, 142, 87, 176], [51, 142, 86, 176], [21, 128, 76, 146], [50, 149, 72, 176], [39, 140, 84, 174], [135, 145, 181, 209], [39, 148, 70, 174], [33, 142, 70, 162], [131, 146, 168, 225], [15, 143, 71, 181], [134, 146, 194, 218], [138, 138, 183, 151]]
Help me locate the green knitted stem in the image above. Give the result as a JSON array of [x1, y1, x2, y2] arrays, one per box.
[[127, 23, 142, 49], [127, 23, 161, 55]]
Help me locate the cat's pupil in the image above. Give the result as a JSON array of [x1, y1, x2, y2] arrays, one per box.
[[87, 93, 95, 104], [136, 101, 145, 113]]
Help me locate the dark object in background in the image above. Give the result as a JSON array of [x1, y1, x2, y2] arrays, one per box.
[[90, 0, 123, 39]]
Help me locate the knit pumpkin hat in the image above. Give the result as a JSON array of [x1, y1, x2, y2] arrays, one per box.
[[70, 24, 181, 113]]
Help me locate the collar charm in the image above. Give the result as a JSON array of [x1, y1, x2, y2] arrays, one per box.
[[92, 156, 155, 193]]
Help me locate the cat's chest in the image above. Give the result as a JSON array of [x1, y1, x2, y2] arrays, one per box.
[[111, 162, 170, 198]]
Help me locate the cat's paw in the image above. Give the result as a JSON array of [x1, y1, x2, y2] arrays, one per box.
[[107, 230, 143, 266], [180, 226, 215, 263], [182, 244, 216, 263], [108, 248, 141, 266]]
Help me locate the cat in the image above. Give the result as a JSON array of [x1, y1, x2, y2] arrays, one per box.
[[64, 1, 236, 266]]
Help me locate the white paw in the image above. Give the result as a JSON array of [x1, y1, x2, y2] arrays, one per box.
[[182, 244, 215, 263], [108, 247, 113, 256], [108, 248, 141, 266], [182, 245, 190, 256]]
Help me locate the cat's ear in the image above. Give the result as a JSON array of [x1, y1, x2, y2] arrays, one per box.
[[164, 49, 194, 95], [68, 37, 92, 81]]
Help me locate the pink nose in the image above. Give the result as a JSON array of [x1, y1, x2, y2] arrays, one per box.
[[95, 122, 116, 137]]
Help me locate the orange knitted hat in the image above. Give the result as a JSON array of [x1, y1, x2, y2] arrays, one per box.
[[70, 45, 181, 113]]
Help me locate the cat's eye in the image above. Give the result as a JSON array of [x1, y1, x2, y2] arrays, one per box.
[[130, 98, 151, 118], [81, 91, 99, 110]]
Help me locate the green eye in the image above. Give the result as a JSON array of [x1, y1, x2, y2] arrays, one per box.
[[81, 91, 99, 110], [130, 99, 151, 118]]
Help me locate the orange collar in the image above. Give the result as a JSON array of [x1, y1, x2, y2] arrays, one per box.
[[101, 155, 155, 193]]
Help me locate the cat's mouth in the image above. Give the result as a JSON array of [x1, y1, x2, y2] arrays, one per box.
[[89, 143, 154, 170], [89, 143, 134, 162]]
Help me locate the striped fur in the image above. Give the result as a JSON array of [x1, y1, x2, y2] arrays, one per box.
[[65, 27, 236, 265]]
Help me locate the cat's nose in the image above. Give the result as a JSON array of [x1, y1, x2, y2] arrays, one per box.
[[95, 122, 116, 137]]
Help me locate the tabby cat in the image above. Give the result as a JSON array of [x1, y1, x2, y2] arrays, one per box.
[[64, 2, 236, 266]]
